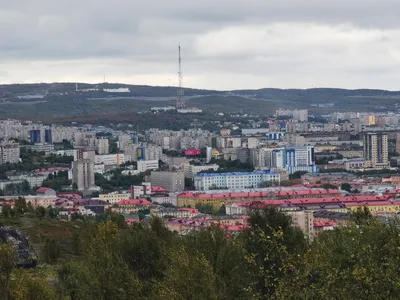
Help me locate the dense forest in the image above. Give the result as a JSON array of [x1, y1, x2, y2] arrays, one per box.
[[0, 207, 400, 299]]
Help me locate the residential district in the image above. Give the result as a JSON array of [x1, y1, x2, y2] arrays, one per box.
[[1, 108, 400, 239]]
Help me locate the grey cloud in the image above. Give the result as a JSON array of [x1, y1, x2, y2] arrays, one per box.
[[1, 0, 400, 89]]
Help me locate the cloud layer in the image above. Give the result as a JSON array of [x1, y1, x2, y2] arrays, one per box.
[[1, 0, 400, 90]]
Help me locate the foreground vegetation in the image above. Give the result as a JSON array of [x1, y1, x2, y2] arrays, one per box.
[[0, 208, 399, 299]]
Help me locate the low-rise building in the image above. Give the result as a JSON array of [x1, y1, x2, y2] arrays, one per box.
[[137, 160, 159, 172], [99, 193, 131, 204], [111, 199, 151, 214], [194, 171, 280, 191]]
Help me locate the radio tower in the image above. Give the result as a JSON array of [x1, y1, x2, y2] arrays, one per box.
[[176, 45, 186, 110]]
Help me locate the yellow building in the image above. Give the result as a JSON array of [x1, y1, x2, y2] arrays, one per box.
[[99, 193, 131, 204]]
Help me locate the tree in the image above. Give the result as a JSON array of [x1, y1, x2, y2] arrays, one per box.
[[42, 237, 61, 264], [322, 183, 338, 190], [2, 204, 12, 218], [290, 220, 400, 299], [289, 171, 308, 180], [340, 182, 352, 192], [9, 269, 57, 300], [242, 207, 306, 299], [0, 244, 15, 300], [35, 206, 46, 219], [27, 202, 34, 213], [151, 246, 220, 300], [14, 197, 27, 214]]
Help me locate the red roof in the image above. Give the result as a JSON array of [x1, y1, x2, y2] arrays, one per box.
[[116, 199, 151, 206], [179, 208, 199, 214], [179, 189, 341, 200], [152, 186, 168, 193], [314, 221, 337, 227], [235, 195, 391, 208], [36, 187, 52, 193]]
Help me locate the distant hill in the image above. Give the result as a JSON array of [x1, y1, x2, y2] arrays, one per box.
[[0, 83, 399, 121]]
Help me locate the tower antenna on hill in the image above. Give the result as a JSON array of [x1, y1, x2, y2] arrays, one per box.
[[176, 44, 186, 110]]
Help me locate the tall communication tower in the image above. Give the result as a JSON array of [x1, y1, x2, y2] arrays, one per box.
[[176, 45, 186, 109]]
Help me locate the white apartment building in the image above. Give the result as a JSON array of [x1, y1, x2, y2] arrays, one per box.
[[7, 174, 47, 189], [137, 160, 159, 172], [24, 144, 55, 154], [96, 138, 109, 155], [72, 159, 96, 191], [0, 142, 20, 164], [194, 171, 280, 191], [293, 109, 309, 122], [118, 135, 132, 150], [95, 154, 125, 165], [184, 163, 220, 178]]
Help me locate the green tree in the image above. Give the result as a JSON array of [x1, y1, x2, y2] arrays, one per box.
[[242, 207, 307, 299], [292, 220, 400, 299], [14, 197, 27, 214], [340, 182, 352, 192], [2, 204, 12, 217], [0, 243, 15, 300], [151, 246, 219, 300], [42, 237, 61, 264], [35, 206, 46, 219], [9, 269, 57, 300], [322, 183, 338, 190]]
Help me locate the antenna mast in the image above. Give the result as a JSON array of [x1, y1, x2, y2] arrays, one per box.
[[176, 45, 185, 109]]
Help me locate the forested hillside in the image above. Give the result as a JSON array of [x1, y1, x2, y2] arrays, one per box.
[[0, 207, 399, 299]]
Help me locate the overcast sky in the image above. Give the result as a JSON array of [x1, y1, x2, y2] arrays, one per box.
[[1, 0, 400, 90]]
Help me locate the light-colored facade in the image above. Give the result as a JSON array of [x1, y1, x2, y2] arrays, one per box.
[[363, 133, 389, 167], [292, 109, 309, 122], [0, 142, 20, 164], [137, 160, 159, 172], [194, 171, 280, 191], [99, 193, 131, 204], [271, 146, 318, 174], [72, 159, 96, 191], [96, 138, 109, 155], [151, 171, 185, 192], [95, 154, 124, 165], [184, 163, 220, 178]]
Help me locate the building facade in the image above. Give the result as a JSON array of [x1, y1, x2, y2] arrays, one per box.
[[72, 159, 95, 191], [137, 160, 159, 172], [363, 133, 389, 167], [150, 171, 185, 192], [194, 171, 280, 191]]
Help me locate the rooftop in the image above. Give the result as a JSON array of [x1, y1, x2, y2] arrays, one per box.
[[196, 170, 278, 177]]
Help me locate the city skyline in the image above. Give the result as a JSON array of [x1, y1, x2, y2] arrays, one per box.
[[1, 0, 400, 90]]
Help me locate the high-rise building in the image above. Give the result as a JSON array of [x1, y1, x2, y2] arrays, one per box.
[[96, 138, 109, 155], [29, 129, 41, 144], [75, 148, 96, 162], [72, 159, 95, 191], [363, 133, 388, 167], [44, 129, 52, 143], [271, 146, 317, 174], [0, 142, 20, 164], [292, 109, 309, 122]]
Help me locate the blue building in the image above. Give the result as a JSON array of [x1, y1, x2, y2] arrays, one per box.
[[29, 130, 41, 144], [271, 146, 317, 174], [44, 129, 52, 144]]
